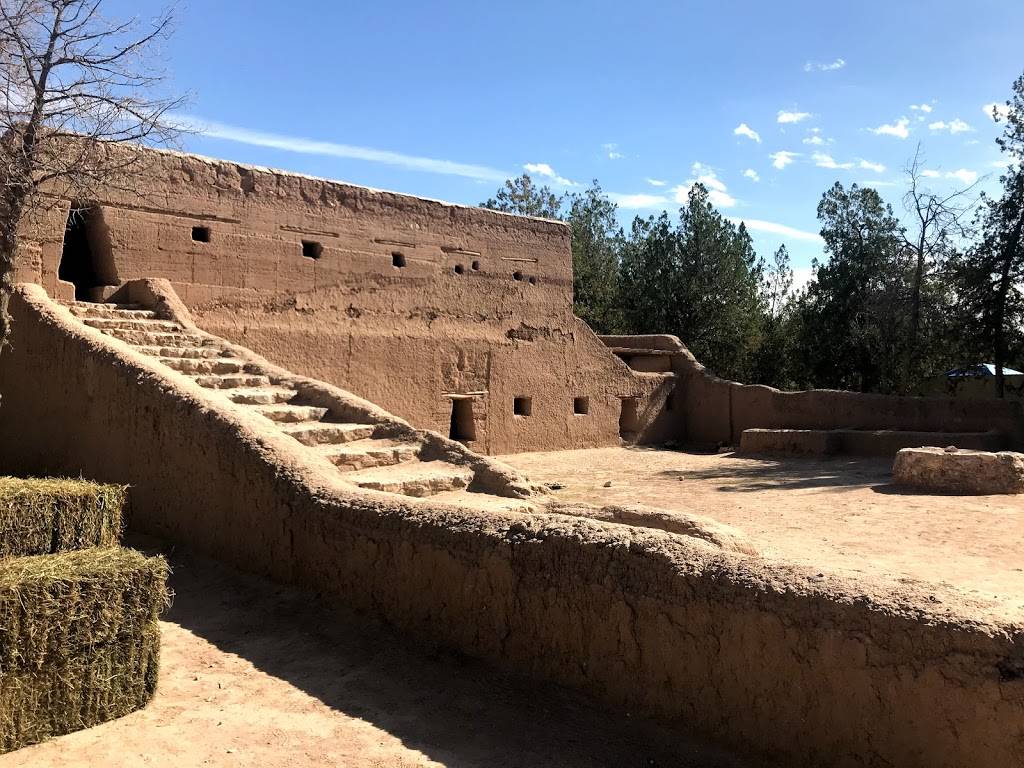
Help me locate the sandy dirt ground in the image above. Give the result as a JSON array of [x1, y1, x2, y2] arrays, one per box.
[[503, 447, 1024, 621], [2, 539, 760, 768]]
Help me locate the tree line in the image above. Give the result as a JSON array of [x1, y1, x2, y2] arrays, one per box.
[[483, 73, 1024, 397]]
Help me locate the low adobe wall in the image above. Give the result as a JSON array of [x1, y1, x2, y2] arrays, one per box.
[[3, 286, 1024, 767], [601, 335, 1024, 448]]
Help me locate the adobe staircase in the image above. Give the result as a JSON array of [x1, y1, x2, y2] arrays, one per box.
[[66, 300, 535, 511]]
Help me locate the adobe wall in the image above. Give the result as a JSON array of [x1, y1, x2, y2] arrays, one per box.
[[600, 335, 1024, 448], [12, 148, 655, 454], [3, 285, 1024, 767]]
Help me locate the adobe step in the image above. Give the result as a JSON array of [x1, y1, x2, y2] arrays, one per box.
[[83, 317, 182, 332], [227, 387, 298, 405], [429, 489, 536, 513], [161, 357, 247, 375], [281, 422, 376, 446], [193, 373, 271, 389], [316, 438, 419, 471], [252, 404, 329, 423], [69, 302, 145, 311], [70, 305, 158, 320], [136, 345, 229, 359], [104, 329, 216, 347], [342, 460, 474, 497]]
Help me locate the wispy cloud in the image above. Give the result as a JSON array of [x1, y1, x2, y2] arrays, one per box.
[[673, 162, 737, 208], [778, 110, 812, 124], [813, 152, 854, 170], [922, 168, 980, 185], [770, 150, 799, 169], [928, 118, 973, 134], [728, 217, 824, 243], [983, 102, 1010, 121], [803, 58, 846, 72], [175, 114, 510, 182], [523, 162, 578, 187], [802, 127, 832, 146], [868, 118, 911, 139], [645, 178, 667, 187], [858, 159, 886, 173], [603, 142, 624, 160], [734, 123, 761, 143], [743, 168, 760, 182], [910, 103, 934, 113]]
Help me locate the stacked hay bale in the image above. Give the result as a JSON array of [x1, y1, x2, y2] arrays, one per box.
[[0, 478, 168, 752]]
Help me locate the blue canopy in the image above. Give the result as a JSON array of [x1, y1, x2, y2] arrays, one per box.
[[946, 363, 1024, 378]]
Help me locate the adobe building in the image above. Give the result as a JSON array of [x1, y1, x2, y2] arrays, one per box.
[[10, 145, 1023, 455]]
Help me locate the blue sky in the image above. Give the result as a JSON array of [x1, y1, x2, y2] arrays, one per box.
[[110, 0, 1023, 281]]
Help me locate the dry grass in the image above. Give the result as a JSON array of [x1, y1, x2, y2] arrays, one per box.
[[0, 477, 125, 557]]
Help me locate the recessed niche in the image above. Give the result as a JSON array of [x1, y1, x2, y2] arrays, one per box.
[[573, 397, 590, 415], [392, 252, 406, 268], [454, 264, 465, 275], [471, 260, 481, 271], [513, 396, 532, 417], [191, 225, 211, 243], [528, 276, 537, 285], [302, 240, 323, 259]]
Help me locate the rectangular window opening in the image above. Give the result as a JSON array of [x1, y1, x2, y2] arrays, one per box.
[[302, 240, 323, 259], [191, 225, 211, 243], [449, 398, 476, 442], [392, 252, 407, 268], [573, 396, 590, 415], [513, 396, 532, 417]]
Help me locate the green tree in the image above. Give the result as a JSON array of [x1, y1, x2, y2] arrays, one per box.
[[481, 174, 563, 219], [952, 73, 1024, 397], [796, 182, 908, 392], [565, 181, 622, 332], [619, 183, 764, 379], [751, 244, 797, 387]]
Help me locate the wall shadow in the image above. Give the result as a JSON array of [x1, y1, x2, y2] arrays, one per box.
[[657, 455, 891, 493], [130, 536, 767, 768]]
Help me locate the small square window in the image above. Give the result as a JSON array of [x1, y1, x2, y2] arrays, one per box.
[[513, 396, 532, 417], [573, 397, 590, 415], [191, 226, 210, 243], [392, 252, 406, 268], [454, 264, 465, 275], [302, 240, 323, 259], [471, 260, 481, 271]]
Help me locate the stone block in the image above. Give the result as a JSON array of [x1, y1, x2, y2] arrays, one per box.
[[893, 447, 1024, 494]]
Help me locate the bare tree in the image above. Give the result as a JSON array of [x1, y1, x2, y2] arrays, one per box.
[[901, 144, 981, 375], [0, 0, 184, 354]]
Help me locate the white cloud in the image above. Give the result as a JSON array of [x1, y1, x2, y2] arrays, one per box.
[[603, 142, 624, 160], [174, 115, 510, 182], [868, 118, 911, 139], [673, 162, 737, 208], [607, 192, 668, 209], [920, 168, 979, 185], [523, 162, 578, 187], [727, 217, 824, 243], [734, 123, 762, 143], [813, 152, 854, 170], [770, 150, 799, 169], [803, 58, 846, 72], [858, 159, 886, 173], [910, 103, 933, 113], [983, 102, 1010, 121], [947, 168, 978, 185], [803, 134, 825, 146], [991, 159, 1011, 169], [743, 168, 760, 182], [859, 179, 900, 187], [645, 178, 667, 187], [928, 118, 973, 134], [778, 110, 812, 124]]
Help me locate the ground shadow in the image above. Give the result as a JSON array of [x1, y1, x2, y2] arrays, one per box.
[[131, 535, 768, 768], [658, 455, 892, 493]]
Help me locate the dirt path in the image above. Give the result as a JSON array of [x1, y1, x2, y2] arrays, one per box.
[[2, 539, 760, 768], [503, 447, 1024, 621]]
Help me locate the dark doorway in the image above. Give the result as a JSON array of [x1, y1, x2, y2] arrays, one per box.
[[619, 397, 640, 440], [449, 397, 476, 443], [58, 205, 116, 300]]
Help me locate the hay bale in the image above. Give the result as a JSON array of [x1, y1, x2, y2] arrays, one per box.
[[0, 548, 168, 752], [0, 478, 125, 557]]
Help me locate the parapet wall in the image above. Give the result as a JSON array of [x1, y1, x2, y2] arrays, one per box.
[[600, 335, 1024, 448], [3, 286, 1024, 767]]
